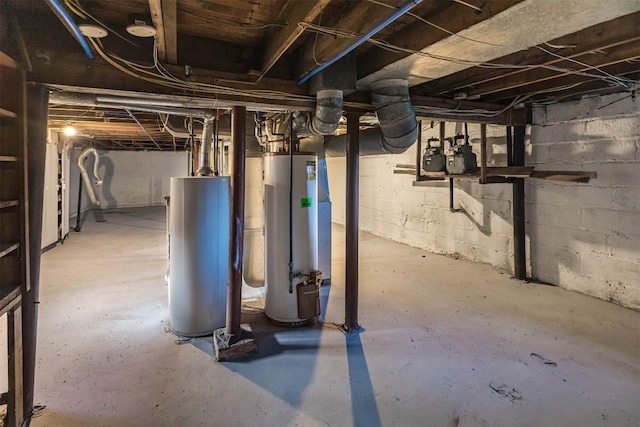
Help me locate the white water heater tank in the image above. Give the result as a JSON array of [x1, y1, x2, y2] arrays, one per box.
[[264, 152, 318, 325], [169, 176, 230, 336]]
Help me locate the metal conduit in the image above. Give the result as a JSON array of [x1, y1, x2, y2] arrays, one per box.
[[197, 113, 215, 176]]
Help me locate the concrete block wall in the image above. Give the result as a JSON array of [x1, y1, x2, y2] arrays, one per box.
[[326, 91, 639, 309], [527, 92, 639, 309], [327, 122, 516, 271]]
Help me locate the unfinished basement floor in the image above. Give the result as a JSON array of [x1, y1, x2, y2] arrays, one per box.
[[30, 207, 639, 426]]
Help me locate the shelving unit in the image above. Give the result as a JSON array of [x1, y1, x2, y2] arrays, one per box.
[[0, 48, 27, 427]]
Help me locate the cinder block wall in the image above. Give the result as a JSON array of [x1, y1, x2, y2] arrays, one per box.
[[527, 92, 639, 309], [326, 92, 639, 309]]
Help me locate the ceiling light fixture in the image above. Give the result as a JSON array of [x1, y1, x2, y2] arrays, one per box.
[[126, 14, 156, 38], [63, 125, 77, 137], [78, 24, 108, 38]]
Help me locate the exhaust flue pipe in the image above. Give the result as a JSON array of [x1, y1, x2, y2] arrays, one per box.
[[197, 113, 215, 176], [324, 79, 417, 156], [77, 148, 103, 205], [370, 79, 417, 153], [309, 89, 343, 135]]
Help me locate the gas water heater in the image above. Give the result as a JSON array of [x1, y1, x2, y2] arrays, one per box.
[[168, 176, 229, 336], [264, 152, 321, 326]]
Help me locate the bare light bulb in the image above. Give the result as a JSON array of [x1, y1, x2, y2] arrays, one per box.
[[64, 126, 76, 137]]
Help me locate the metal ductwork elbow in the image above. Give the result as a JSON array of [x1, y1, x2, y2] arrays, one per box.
[[323, 79, 417, 156], [309, 89, 343, 135], [370, 79, 418, 154]]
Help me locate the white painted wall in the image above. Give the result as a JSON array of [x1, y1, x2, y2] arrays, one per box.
[[41, 133, 59, 248], [527, 92, 639, 309], [326, 92, 639, 309], [69, 150, 188, 217]]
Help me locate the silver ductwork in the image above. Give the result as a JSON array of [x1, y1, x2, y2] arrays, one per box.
[[49, 91, 209, 118], [259, 90, 343, 141], [77, 147, 103, 205], [309, 89, 343, 135], [324, 79, 417, 156]]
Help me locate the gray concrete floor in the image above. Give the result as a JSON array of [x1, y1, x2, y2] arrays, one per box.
[[30, 206, 639, 426]]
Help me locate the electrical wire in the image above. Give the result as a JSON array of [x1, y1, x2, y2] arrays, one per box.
[[299, 21, 635, 89], [361, 0, 635, 89], [66, 0, 140, 47], [90, 38, 322, 105], [180, 9, 284, 30], [91, 37, 595, 117], [366, 0, 503, 48]]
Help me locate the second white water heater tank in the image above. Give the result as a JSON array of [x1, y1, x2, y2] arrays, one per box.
[[264, 152, 318, 325], [169, 176, 230, 336]]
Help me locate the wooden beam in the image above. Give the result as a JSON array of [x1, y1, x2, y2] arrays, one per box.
[[467, 40, 640, 98], [343, 91, 531, 124], [356, 0, 522, 79], [28, 51, 314, 111], [148, 0, 167, 62], [530, 170, 597, 183], [417, 12, 640, 96], [298, 0, 397, 79], [162, 0, 177, 64], [261, 0, 331, 76], [483, 59, 640, 103], [410, 94, 531, 125]]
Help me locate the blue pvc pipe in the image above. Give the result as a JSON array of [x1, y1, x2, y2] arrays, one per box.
[[297, 0, 421, 85], [44, 0, 93, 59]]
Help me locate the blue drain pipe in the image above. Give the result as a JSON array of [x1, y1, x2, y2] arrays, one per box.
[[297, 0, 421, 85], [45, 0, 93, 59]]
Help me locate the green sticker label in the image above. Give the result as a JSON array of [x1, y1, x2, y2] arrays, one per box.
[[301, 197, 312, 208]]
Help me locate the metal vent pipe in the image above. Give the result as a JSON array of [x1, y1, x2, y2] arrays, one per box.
[[197, 113, 215, 176], [324, 79, 417, 156], [309, 89, 343, 135], [370, 79, 418, 153]]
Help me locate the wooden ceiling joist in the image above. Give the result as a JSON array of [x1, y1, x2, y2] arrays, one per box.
[[417, 12, 640, 96], [356, 0, 522, 80], [148, 0, 177, 64], [260, 0, 331, 77], [469, 42, 640, 99]]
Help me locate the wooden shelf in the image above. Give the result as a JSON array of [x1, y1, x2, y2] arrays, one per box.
[[0, 51, 18, 69], [406, 166, 596, 184], [0, 200, 19, 209], [0, 243, 19, 259], [0, 155, 18, 162], [0, 107, 17, 119], [0, 288, 21, 318], [530, 170, 597, 183]]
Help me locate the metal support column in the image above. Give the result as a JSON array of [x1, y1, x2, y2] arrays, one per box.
[[415, 120, 422, 180], [24, 83, 49, 417], [512, 125, 526, 280], [480, 123, 487, 184], [344, 112, 361, 332], [225, 106, 246, 337]]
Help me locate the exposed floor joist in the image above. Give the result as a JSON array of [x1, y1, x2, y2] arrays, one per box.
[[357, 0, 640, 88], [260, 0, 330, 77], [417, 12, 640, 97]]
